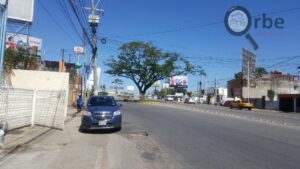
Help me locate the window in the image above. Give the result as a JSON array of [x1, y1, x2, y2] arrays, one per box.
[[88, 97, 117, 107]]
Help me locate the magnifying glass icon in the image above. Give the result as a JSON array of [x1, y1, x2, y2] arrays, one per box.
[[225, 6, 259, 50]]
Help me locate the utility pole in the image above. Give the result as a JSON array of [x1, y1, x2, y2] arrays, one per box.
[[214, 78, 217, 104], [60, 48, 65, 72], [247, 58, 250, 102], [199, 81, 202, 98], [61, 49, 65, 62], [196, 80, 199, 103], [84, 0, 104, 95], [88, 0, 100, 95], [0, 0, 8, 86], [83, 31, 87, 102]]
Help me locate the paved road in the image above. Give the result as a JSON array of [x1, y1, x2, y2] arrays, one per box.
[[1, 103, 300, 169], [121, 102, 300, 169], [0, 108, 178, 169]]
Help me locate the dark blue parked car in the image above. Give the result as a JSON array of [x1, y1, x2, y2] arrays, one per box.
[[80, 96, 122, 132]]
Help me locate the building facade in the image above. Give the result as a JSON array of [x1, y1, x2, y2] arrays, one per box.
[[227, 71, 300, 110]]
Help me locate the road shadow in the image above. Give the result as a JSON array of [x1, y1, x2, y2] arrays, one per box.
[[78, 128, 121, 134]]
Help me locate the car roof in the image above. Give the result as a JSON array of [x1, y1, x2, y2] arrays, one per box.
[[89, 96, 115, 99]]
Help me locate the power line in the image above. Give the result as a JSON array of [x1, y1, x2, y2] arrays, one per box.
[[122, 21, 222, 38], [37, 0, 79, 44], [68, 0, 93, 48], [110, 6, 300, 38], [55, 0, 84, 42], [265, 54, 300, 69]]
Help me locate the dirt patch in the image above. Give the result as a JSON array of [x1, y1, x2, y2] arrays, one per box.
[[120, 131, 182, 169]]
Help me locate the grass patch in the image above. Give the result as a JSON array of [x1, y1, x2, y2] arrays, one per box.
[[138, 100, 161, 104]]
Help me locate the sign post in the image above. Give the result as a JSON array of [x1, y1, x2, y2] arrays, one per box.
[[242, 48, 256, 102], [0, 0, 8, 86]]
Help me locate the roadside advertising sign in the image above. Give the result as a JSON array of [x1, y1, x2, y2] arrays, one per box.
[[127, 86, 135, 91], [151, 81, 160, 87], [169, 76, 188, 87], [8, 0, 35, 23], [242, 48, 256, 79], [6, 32, 42, 54], [74, 46, 84, 55]]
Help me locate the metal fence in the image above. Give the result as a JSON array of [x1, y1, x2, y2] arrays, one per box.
[[0, 88, 67, 130]]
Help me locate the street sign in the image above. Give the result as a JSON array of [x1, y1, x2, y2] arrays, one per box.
[[74, 46, 84, 55], [242, 48, 256, 79], [110, 86, 124, 90]]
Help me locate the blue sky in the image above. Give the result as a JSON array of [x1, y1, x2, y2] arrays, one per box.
[[19, 0, 300, 93]]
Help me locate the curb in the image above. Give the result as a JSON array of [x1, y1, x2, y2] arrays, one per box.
[[153, 103, 300, 130], [138, 101, 161, 105]]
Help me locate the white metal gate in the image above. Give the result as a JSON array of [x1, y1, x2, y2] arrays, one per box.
[[0, 88, 33, 130], [0, 88, 67, 130], [34, 90, 66, 129]]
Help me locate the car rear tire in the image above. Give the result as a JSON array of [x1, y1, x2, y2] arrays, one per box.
[[248, 108, 251, 111], [230, 105, 233, 109]]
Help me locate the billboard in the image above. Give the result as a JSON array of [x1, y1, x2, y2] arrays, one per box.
[[151, 80, 160, 87], [242, 48, 256, 79], [170, 76, 188, 87], [74, 46, 84, 55], [8, 0, 35, 23], [6, 32, 42, 54], [127, 86, 135, 91]]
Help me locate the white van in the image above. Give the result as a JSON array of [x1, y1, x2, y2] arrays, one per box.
[[165, 95, 174, 101]]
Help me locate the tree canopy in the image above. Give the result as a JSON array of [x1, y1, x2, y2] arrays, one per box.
[[234, 67, 268, 79], [105, 41, 204, 97], [4, 48, 40, 72], [256, 67, 268, 77]]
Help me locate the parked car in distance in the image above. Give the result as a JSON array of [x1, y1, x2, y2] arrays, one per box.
[[80, 96, 122, 132], [223, 100, 235, 107], [230, 100, 254, 110], [184, 98, 196, 104], [165, 95, 174, 101], [220, 98, 235, 106]]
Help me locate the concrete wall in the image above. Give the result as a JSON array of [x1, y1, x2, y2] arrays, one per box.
[[7, 69, 69, 117], [242, 79, 300, 101], [9, 69, 69, 91]]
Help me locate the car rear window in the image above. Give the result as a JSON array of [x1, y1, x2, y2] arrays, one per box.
[[88, 97, 117, 106]]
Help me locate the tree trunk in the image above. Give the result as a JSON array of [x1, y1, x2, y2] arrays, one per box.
[[139, 92, 145, 100]]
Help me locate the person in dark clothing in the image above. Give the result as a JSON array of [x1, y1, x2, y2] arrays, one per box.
[[76, 95, 83, 112]]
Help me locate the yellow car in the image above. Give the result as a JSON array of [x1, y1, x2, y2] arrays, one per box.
[[230, 100, 254, 110]]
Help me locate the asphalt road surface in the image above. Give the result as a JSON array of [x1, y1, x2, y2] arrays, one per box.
[[121, 102, 300, 169], [1, 102, 300, 169]]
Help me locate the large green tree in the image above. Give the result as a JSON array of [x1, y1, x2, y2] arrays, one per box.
[[105, 41, 203, 98]]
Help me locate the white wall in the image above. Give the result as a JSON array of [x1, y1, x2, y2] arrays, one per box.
[[9, 69, 69, 117], [10, 69, 69, 91], [242, 80, 300, 101]]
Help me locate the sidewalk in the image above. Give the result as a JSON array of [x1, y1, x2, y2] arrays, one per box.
[[157, 102, 300, 129], [0, 107, 78, 160]]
